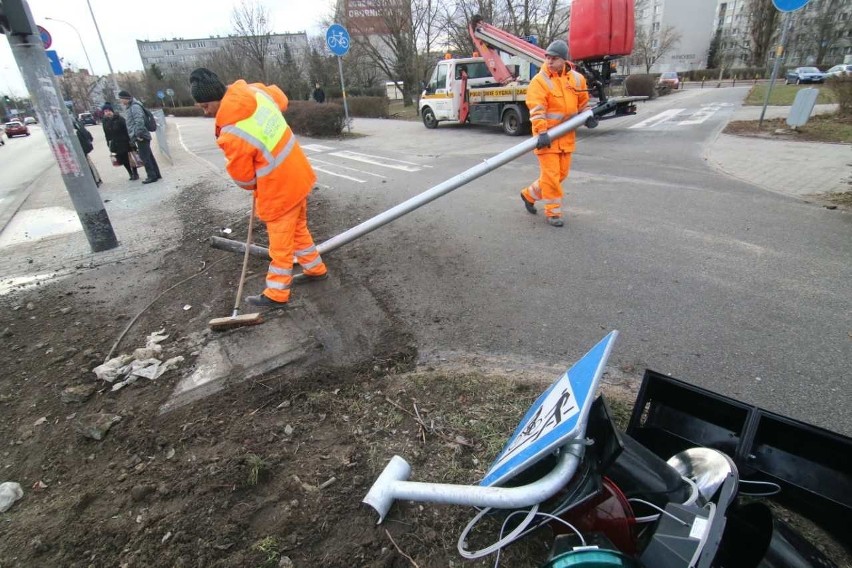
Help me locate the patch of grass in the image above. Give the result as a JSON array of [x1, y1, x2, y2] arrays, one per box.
[[388, 100, 421, 121], [252, 536, 281, 568], [745, 84, 837, 106], [245, 453, 268, 486], [723, 112, 852, 143]]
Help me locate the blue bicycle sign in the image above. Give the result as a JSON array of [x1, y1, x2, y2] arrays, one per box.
[[772, 0, 810, 11], [326, 24, 350, 56]]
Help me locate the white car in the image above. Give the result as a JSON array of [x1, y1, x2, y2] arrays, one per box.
[[825, 64, 852, 78], [23, 116, 37, 125]]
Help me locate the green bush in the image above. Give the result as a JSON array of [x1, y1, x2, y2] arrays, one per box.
[[624, 74, 657, 98], [166, 106, 204, 117], [328, 96, 389, 118], [285, 101, 344, 137], [826, 75, 852, 116]]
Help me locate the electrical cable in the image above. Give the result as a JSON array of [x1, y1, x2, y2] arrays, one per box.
[[628, 498, 690, 526], [492, 509, 586, 568], [738, 479, 781, 497], [105, 256, 228, 361], [680, 474, 700, 505], [457, 504, 540, 559]]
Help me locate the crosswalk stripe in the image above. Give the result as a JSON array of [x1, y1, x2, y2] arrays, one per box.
[[312, 167, 366, 183], [329, 150, 428, 172], [301, 144, 337, 152], [311, 158, 387, 179], [629, 108, 685, 129]]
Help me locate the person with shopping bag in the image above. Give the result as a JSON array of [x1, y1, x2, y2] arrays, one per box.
[[101, 102, 139, 181]]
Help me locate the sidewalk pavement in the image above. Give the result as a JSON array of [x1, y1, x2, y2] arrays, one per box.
[[705, 103, 850, 197]]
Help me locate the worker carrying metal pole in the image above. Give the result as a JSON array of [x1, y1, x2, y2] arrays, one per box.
[[1, 0, 118, 252]]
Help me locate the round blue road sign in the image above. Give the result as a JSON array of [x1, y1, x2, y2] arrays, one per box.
[[772, 0, 811, 11], [37, 25, 52, 49], [156, 90, 165, 99], [326, 24, 350, 57]]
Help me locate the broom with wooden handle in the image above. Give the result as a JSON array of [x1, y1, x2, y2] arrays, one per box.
[[209, 197, 264, 331]]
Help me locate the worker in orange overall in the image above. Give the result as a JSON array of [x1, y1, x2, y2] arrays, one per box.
[[520, 40, 591, 227], [190, 67, 328, 308]]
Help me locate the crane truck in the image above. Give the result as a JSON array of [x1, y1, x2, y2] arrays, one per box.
[[419, 0, 641, 136]]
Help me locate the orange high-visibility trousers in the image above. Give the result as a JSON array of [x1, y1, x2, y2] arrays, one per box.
[[263, 198, 327, 303], [521, 152, 573, 219]]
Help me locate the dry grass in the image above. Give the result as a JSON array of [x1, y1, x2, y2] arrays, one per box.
[[744, 84, 837, 106], [723, 112, 852, 144]]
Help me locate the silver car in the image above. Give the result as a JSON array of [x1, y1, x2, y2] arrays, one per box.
[[825, 64, 852, 78], [784, 67, 825, 84]]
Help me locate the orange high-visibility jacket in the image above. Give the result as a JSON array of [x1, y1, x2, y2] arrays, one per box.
[[526, 65, 590, 154], [215, 80, 316, 222]]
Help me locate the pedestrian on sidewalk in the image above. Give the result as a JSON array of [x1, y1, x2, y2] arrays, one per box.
[[72, 116, 102, 187], [189, 67, 328, 309], [312, 83, 325, 103], [117, 90, 162, 184], [101, 102, 139, 181], [520, 39, 590, 227]]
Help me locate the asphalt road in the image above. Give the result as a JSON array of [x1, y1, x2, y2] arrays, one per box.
[[0, 125, 53, 231], [52, 90, 852, 436]]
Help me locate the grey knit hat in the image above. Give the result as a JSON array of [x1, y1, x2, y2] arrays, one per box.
[[545, 40, 569, 60], [189, 68, 227, 103]]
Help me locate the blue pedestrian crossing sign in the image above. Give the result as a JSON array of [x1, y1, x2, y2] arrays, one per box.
[[481, 331, 619, 487], [772, 0, 811, 11], [326, 24, 350, 57]]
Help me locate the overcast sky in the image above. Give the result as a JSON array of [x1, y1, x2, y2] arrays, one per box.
[[0, 0, 337, 96]]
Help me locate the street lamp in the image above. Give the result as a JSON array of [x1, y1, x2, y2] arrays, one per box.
[[84, 0, 121, 97], [44, 17, 95, 75]]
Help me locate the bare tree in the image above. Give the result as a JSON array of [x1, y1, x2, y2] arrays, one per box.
[[746, 0, 780, 67], [633, 24, 682, 73], [788, 0, 847, 66], [345, 0, 431, 106], [230, 0, 274, 82]]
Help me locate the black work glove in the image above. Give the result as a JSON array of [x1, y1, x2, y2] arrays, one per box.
[[585, 116, 599, 129], [535, 133, 552, 149]]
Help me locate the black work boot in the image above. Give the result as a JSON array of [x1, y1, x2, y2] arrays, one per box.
[[521, 192, 537, 214], [245, 294, 289, 308], [547, 217, 564, 227]]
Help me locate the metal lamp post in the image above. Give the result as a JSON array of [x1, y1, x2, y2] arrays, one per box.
[[44, 17, 95, 74], [84, 0, 120, 97]]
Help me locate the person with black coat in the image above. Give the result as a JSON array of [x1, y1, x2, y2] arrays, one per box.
[[101, 102, 139, 180], [72, 115, 102, 187]]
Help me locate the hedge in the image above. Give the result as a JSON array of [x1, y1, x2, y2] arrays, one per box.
[[328, 96, 389, 118], [285, 101, 345, 137], [624, 74, 657, 98], [166, 106, 205, 117], [827, 75, 852, 116]]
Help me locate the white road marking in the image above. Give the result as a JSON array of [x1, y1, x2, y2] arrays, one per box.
[[629, 108, 685, 129], [310, 158, 387, 178], [301, 144, 337, 152], [329, 150, 429, 171], [313, 167, 366, 183], [678, 104, 728, 125]]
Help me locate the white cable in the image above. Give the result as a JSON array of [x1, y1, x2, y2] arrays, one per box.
[[738, 479, 781, 497], [680, 475, 700, 505], [457, 504, 539, 559], [492, 510, 587, 568], [628, 498, 689, 526]]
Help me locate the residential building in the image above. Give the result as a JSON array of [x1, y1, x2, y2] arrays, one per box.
[[136, 33, 310, 76], [634, 0, 719, 73]]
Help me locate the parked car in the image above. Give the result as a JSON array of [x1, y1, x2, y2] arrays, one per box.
[[78, 112, 96, 126], [784, 67, 825, 84], [4, 121, 30, 137], [657, 71, 681, 90], [23, 116, 37, 125], [825, 64, 852, 78]]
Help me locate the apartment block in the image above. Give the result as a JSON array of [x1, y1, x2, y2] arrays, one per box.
[[136, 33, 310, 76], [635, 0, 718, 72]]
